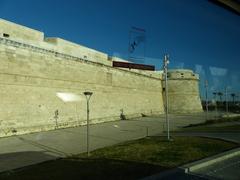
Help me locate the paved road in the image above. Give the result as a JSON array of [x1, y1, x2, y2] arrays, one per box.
[[192, 155, 240, 180], [142, 168, 208, 180], [143, 155, 240, 180], [170, 132, 240, 180], [0, 113, 207, 173]]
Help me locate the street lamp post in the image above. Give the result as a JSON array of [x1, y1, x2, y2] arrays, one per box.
[[83, 91, 93, 157], [163, 54, 170, 141]]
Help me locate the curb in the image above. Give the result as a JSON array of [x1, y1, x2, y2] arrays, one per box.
[[180, 147, 240, 173]]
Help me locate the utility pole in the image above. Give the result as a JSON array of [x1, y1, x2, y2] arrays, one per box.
[[163, 54, 170, 141]]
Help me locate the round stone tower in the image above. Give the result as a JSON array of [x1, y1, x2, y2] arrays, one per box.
[[162, 69, 203, 113]]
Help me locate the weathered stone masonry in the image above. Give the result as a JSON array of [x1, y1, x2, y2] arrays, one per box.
[[0, 19, 202, 137]]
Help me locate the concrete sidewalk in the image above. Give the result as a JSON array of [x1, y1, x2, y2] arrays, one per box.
[[0, 113, 208, 173]]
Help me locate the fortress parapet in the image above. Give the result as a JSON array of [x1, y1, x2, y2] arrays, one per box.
[[0, 18, 111, 66], [0, 18, 44, 43], [167, 69, 199, 80]]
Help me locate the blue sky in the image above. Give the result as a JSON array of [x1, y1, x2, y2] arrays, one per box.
[[0, 0, 239, 99]]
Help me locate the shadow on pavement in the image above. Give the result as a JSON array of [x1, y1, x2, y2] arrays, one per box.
[[0, 151, 56, 173], [0, 158, 168, 180]]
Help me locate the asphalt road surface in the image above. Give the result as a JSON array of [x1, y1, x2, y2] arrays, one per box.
[[192, 155, 240, 180]]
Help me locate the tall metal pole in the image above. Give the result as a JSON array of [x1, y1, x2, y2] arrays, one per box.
[[225, 87, 229, 117], [213, 92, 218, 119], [83, 91, 93, 157], [86, 99, 90, 157], [205, 80, 208, 120], [164, 54, 170, 141]]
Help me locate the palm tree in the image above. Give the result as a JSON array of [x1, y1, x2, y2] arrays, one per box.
[[231, 93, 236, 104], [212, 92, 218, 118], [217, 92, 223, 102], [213, 92, 217, 100]]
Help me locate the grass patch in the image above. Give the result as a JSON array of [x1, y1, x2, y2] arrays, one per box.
[[0, 136, 237, 180], [79, 136, 236, 168]]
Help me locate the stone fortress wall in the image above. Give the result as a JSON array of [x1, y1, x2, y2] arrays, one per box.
[[163, 69, 203, 113], [0, 19, 202, 137]]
